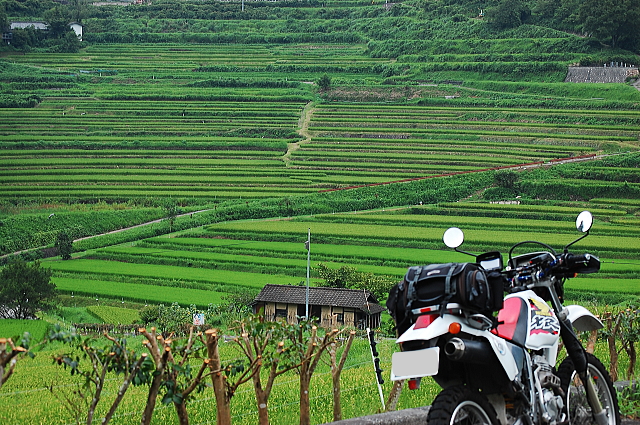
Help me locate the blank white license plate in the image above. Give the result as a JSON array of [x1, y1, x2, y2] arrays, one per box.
[[391, 347, 440, 381]]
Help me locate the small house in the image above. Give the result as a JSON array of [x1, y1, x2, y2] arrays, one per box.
[[69, 23, 83, 41], [252, 284, 384, 329]]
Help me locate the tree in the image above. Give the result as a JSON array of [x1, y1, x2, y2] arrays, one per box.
[[578, 0, 640, 48], [164, 200, 181, 232], [49, 325, 149, 425], [0, 259, 56, 319], [486, 0, 530, 29], [234, 317, 304, 425], [55, 230, 73, 260], [494, 170, 519, 190], [139, 327, 210, 425], [0, 4, 8, 32], [315, 263, 395, 301], [327, 330, 356, 422], [317, 74, 331, 92]]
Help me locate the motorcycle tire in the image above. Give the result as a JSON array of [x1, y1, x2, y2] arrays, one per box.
[[427, 385, 499, 425], [557, 352, 620, 425]]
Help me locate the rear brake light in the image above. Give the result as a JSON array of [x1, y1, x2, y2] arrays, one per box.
[[408, 378, 421, 390], [414, 314, 436, 329]]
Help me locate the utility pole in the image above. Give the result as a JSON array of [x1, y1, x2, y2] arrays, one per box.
[[305, 228, 310, 319]]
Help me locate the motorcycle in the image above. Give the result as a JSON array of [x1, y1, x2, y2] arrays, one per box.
[[388, 211, 620, 425]]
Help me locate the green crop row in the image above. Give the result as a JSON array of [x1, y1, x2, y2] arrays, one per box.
[[53, 277, 225, 307], [0, 158, 284, 168], [591, 198, 640, 206], [46, 259, 304, 289], [1, 150, 284, 159], [91, 246, 403, 277], [310, 116, 640, 133], [86, 305, 141, 324], [0, 174, 317, 186], [436, 202, 628, 216], [522, 179, 640, 201], [0, 319, 50, 341], [309, 212, 638, 236], [314, 103, 640, 117], [138, 236, 640, 277], [310, 137, 593, 153], [205, 219, 640, 255], [140, 236, 471, 266], [308, 125, 636, 141], [293, 148, 563, 163], [565, 277, 640, 294]]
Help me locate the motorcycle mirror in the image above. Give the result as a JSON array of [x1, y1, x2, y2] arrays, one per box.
[[443, 227, 464, 249], [564, 211, 593, 252], [576, 210, 593, 233]]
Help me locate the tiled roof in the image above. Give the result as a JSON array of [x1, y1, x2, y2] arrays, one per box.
[[253, 284, 384, 315], [10, 22, 49, 30]]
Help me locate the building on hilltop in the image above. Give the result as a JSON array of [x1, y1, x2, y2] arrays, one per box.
[[4, 22, 83, 44], [252, 284, 383, 329], [10, 22, 49, 30]]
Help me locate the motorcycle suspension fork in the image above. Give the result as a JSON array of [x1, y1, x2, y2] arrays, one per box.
[[559, 317, 608, 425]]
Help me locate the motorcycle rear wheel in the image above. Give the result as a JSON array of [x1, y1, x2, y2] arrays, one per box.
[[557, 352, 620, 425], [427, 385, 499, 425]]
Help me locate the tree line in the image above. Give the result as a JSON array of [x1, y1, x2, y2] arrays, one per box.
[[2, 0, 639, 54]]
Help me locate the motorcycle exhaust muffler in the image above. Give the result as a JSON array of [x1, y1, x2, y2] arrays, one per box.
[[444, 337, 494, 364]]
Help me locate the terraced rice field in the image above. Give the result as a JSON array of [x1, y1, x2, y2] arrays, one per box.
[[3, 43, 639, 205]]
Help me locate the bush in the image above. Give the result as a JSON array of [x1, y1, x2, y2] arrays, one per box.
[[139, 305, 160, 324]]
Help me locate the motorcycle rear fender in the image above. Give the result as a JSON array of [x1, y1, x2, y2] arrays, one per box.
[[396, 315, 519, 381], [396, 314, 452, 344], [565, 304, 604, 332]]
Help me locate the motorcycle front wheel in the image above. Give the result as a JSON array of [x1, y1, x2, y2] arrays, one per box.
[[557, 352, 620, 425], [427, 385, 499, 425]]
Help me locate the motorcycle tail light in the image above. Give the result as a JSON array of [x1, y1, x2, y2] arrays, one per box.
[[414, 314, 436, 329], [449, 322, 462, 334], [408, 378, 421, 390]]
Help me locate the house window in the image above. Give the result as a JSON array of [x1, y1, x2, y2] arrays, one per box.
[[276, 303, 288, 319], [335, 313, 344, 324]]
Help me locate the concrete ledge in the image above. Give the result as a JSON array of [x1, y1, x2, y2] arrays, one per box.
[[324, 407, 430, 424], [324, 406, 640, 425]]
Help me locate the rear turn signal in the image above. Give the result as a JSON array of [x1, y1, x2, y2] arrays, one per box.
[[449, 322, 462, 334]]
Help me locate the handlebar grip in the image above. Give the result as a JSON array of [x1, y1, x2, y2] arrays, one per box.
[[564, 253, 600, 274]]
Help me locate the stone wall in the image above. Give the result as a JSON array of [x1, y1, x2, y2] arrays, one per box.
[[565, 66, 638, 83]]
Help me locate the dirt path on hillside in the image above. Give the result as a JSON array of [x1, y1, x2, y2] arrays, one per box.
[[283, 101, 315, 166]]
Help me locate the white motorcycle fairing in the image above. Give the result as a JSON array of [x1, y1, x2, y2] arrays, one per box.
[[391, 313, 519, 381], [565, 304, 604, 332]]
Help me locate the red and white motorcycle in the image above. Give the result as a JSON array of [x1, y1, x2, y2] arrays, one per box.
[[388, 211, 619, 425]]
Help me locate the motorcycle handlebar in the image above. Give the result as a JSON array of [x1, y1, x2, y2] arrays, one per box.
[[503, 251, 600, 289], [559, 252, 601, 275]]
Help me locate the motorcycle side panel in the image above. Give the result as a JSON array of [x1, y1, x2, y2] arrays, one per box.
[[494, 291, 560, 351], [494, 296, 529, 346]]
